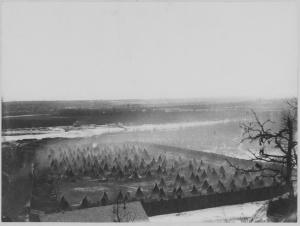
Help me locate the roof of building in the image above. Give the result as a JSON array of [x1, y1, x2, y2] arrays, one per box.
[[39, 201, 148, 222]]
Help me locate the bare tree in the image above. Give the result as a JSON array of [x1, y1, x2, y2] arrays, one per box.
[[227, 99, 297, 198]]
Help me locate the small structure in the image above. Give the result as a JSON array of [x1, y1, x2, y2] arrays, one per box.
[[230, 179, 237, 191], [175, 173, 181, 183], [211, 168, 218, 179], [159, 188, 166, 198], [152, 183, 160, 194], [159, 178, 166, 187], [207, 185, 214, 194], [201, 170, 207, 179], [242, 176, 248, 186], [194, 175, 201, 184], [170, 165, 175, 172], [191, 185, 198, 194], [201, 180, 209, 190], [197, 166, 201, 173], [180, 176, 186, 185], [116, 170, 124, 179], [176, 186, 183, 198], [140, 160, 145, 169], [135, 187, 144, 199], [60, 196, 71, 211], [145, 170, 152, 178], [101, 192, 109, 206], [217, 180, 226, 193], [156, 165, 162, 174], [190, 172, 195, 181], [116, 191, 124, 202], [79, 196, 90, 209], [188, 161, 194, 171], [219, 166, 226, 175]]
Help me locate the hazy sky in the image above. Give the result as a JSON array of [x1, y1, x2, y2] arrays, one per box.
[[1, 1, 298, 101]]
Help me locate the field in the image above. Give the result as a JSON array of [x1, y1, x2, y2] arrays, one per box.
[[30, 139, 275, 214], [1, 99, 290, 221]]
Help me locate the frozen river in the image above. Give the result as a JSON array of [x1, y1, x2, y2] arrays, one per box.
[[2, 119, 238, 142]]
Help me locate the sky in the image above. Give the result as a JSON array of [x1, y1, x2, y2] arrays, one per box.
[[1, 1, 298, 101]]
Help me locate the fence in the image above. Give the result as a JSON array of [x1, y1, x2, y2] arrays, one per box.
[[141, 185, 288, 216]]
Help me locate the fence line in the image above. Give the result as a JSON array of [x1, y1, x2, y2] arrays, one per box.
[[141, 185, 287, 216]]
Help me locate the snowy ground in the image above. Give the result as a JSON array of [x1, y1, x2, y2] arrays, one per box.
[[2, 119, 238, 142], [149, 201, 267, 223]]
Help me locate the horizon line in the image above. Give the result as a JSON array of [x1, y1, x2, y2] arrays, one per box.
[[1, 96, 297, 103]]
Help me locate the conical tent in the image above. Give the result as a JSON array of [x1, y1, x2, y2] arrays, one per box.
[[80, 196, 89, 208], [176, 186, 183, 196], [158, 155, 162, 163], [190, 172, 195, 180], [257, 178, 265, 187], [180, 176, 186, 185], [150, 157, 156, 166], [104, 163, 109, 171], [159, 188, 166, 198], [172, 187, 177, 196], [230, 179, 237, 191], [207, 185, 214, 194], [202, 180, 209, 190], [219, 166, 226, 175], [171, 165, 175, 172], [207, 165, 211, 173], [101, 192, 108, 205], [124, 165, 129, 173], [162, 159, 167, 168], [159, 178, 166, 187], [157, 165, 162, 174], [140, 160, 145, 169], [247, 181, 254, 189], [146, 170, 152, 178], [162, 168, 167, 175], [136, 186, 144, 198], [211, 168, 218, 177], [191, 185, 198, 194], [60, 196, 70, 211], [175, 173, 181, 182], [152, 183, 159, 194], [217, 180, 226, 193], [116, 191, 123, 202], [197, 166, 201, 173], [117, 169, 124, 178], [194, 175, 201, 184], [124, 192, 130, 202], [201, 170, 207, 179], [242, 176, 248, 186], [111, 165, 117, 173]]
